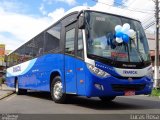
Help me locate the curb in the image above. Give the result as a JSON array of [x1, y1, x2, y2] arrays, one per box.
[[149, 95, 160, 99], [156, 96, 160, 99], [0, 91, 15, 100]]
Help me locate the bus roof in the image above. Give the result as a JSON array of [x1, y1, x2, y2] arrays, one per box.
[[8, 6, 140, 55], [64, 6, 140, 21]]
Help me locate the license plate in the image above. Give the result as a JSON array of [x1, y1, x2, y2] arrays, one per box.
[[125, 90, 135, 96]]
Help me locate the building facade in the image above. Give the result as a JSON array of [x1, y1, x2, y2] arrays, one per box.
[[0, 44, 6, 78], [146, 33, 160, 66]]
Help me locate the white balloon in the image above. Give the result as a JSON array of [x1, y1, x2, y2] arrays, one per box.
[[121, 23, 130, 33], [123, 23, 130, 30], [115, 25, 122, 32], [121, 27, 128, 34], [116, 37, 123, 43], [128, 29, 135, 37]]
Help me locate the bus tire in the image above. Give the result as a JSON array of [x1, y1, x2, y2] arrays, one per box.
[[51, 76, 66, 103], [15, 81, 27, 95], [99, 96, 116, 102]]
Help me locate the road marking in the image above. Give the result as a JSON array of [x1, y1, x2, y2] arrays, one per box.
[[5, 94, 16, 101]]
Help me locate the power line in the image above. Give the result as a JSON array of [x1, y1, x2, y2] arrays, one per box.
[[142, 15, 154, 24], [126, 0, 136, 6], [113, 0, 154, 12], [92, 0, 154, 14], [91, 0, 155, 29], [144, 20, 155, 30]]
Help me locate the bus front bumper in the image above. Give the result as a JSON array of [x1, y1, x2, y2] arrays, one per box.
[[85, 75, 153, 97]]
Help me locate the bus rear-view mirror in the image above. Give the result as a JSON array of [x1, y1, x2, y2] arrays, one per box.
[[78, 16, 85, 29]]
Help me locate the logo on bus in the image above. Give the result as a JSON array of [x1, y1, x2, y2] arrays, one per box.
[[13, 66, 21, 72], [123, 70, 137, 75]]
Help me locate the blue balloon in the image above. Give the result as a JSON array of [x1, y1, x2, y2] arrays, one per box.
[[122, 34, 129, 43], [116, 32, 123, 38]]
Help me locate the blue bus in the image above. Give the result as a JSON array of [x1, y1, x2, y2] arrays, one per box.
[[6, 6, 153, 103]]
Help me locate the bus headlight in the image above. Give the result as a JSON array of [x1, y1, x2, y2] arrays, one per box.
[[87, 64, 110, 78]]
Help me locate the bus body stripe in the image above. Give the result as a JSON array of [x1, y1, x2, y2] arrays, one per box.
[[6, 58, 37, 77]]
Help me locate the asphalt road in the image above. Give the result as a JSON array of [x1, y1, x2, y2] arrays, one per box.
[[0, 91, 160, 114]]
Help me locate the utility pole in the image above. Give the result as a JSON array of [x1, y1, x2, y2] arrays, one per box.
[[154, 0, 160, 88]]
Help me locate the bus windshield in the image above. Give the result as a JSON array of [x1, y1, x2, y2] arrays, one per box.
[[86, 11, 150, 64]]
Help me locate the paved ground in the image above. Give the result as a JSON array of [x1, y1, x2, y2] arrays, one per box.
[[0, 91, 160, 114], [0, 84, 15, 100]]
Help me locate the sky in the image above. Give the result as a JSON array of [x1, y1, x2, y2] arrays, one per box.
[[0, 0, 155, 51]]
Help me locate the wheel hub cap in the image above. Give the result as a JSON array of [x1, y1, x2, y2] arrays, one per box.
[[53, 81, 63, 100]]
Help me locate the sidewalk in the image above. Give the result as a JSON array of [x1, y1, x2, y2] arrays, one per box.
[[0, 84, 15, 100]]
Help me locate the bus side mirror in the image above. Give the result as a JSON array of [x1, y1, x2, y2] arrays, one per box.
[[78, 16, 85, 29]]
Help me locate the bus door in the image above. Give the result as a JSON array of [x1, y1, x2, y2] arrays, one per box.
[[64, 23, 77, 94], [75, 29, 86, 95]]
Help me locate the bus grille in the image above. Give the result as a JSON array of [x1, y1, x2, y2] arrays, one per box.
[[111, 84, 146, 92]]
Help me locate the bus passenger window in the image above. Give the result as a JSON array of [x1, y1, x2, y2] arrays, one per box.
[[44, 23, 61, 53], [25, 40, 34, 60], [65, 28, 75, 56], [34, 33, 44, 56], [77, 29, 84, 59], [38, 48, 44, 55]]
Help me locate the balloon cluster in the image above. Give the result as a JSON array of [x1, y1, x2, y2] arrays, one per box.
[[115, 23, 135, 43]]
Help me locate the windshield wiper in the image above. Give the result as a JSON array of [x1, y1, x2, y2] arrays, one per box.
[[131, 39, 144, 64]]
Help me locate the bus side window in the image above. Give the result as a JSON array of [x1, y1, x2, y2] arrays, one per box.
[[34, 33, 44, 56], [77, 29, 84, 59], [38, 48, 44, 55], [25, 40, 34, 61], [44, 23, 61, 53], [65, 28, 75, 56]]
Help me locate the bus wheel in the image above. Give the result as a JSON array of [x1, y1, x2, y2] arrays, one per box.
[[15, 81, 27, 95], [99, 96, 116, 102], [51, 76, 66, 103]]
